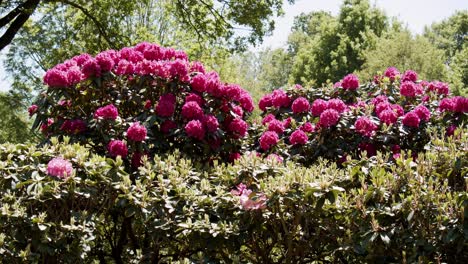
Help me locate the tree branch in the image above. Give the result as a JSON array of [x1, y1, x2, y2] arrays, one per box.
[[46, 0, 116, 49], [0, 0, 40, 51]]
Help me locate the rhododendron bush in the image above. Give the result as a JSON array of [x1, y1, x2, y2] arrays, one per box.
[[253, 70, 467, 165], [0, 131, 467, 262], [31, 42, 253, 164]]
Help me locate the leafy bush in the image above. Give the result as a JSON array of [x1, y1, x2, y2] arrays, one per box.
[[30, 42, 254, 165], [251, 69, 467, 165], [1, 129, 466, 263]]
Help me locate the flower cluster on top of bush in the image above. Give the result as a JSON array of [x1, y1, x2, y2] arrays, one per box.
[[31, 42, 254, 165], [253, 69, 467, 165]]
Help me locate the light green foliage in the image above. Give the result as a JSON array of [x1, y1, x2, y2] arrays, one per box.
[[289, 0, 388, 86], [1, 129, 467, 262], [359, 30, 448, 82], [0, 91, 34, 143], [423, 11, 468, 95]]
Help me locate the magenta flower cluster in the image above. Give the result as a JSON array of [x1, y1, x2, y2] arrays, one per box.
[[47, 157, 73, 179]]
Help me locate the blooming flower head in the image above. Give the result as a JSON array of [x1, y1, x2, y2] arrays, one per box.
[[259, 94, 273, 111], [259, 131, 279, 151], [453, 96, 468, 113], [375, 102, 392, 116], [400, 81, 417, 97], [354, 116, 378, 137], [438, 98, 455, 112], [239, 93, 255, 112], [44, 68, 69, 87], [28, 104, 38, 116], [311, 99, 328, 116], [271, 89, 290, 108], [181, 101, 203, 120], [402, 111, 420, 127], [108, 140, 128, 158], [414, 105, 431, 122], [262, 114, 276, 125], [401, 70, 418, 82], [185, 120, 205, 140], [319, 109, 340, 128], [203, 115, 219, 133], [291, 97, 310, 114], [82, 58, 101, 78], [289, 129, 308, 145], [155, 93, 176, 117], [327, 99, 347, 113], [47, 157, 73, 179], [160, 120, 177, 134], [267, 119, 285, 134], [231, 183, 267, 211], [127, 122, 147, 141], [228, 118, 248, 138], [384, 67, 400, 81], [300, 122, 315, 133], [342, 74, 359, 90], [378, 110, 398, 125], [94, 104, 119, 120]]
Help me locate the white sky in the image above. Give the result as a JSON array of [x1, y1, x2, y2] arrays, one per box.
[[1, 0, 467, 91]]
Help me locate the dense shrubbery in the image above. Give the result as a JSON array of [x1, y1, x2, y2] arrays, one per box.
[[30, 43, 253, 166], [0, 130, 467, 263], [3, 43, 468, 262], [252, 70, 467, 165]]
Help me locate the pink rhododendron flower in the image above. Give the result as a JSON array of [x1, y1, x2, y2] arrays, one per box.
[[168, 59, 189, 80], [384, 67, 400, 81], [334, 81, 342, 88], [414, 105, 431, 122], [446, 124, 457, 137], [428, 81, 450, 95], [358, 142, 377, 157], [119, 47, 144, 63], [319, 109, 340, 128], [232, 105, 244, 117], [371, 95, 388, 106], [94, 104, 119, 120], [402, 112, 420, 127], [185, 120, 205, 140], [300, 122, 315, 133], [144, 100, 152, 109], [311, 99, 328, 116], [354, 116, 377, 137], [231, 183, 267, 210], [267, 119, 285, 134], [82, 58, 101, 78], [114, 59, 135, 75], [181, 101, 203, 120], [438, 98, 455, 112], [378, 110, 398, 125], [28, 104, 38, 116], [66, 66, 83, 85], [342, 74, 359, 90], [160, 120, 177, 134], [261, 114, 276, 125], [127, 122, 147, 141], [44, 68, 69, 87], [291, 97, 310, 114], [289, 129, 308, 145], [453, 96, 468, 113], [203, 115, 219, 133], [259, 94, 273, 111], [239, 93, 254, 112], [327, 98, 347, 113], [228, 118, 248, 138], [266, 153, 283, 163], [271, 90, 290, 108], [155, 93, 176, 117], [96, 52, 116, 72], [190, 74, 207, 93], [108, 140, 128, 158], [400, 81, 417, 97], [282, 117, 292, 128], [229, 152, 242, 162], [392, 104, 405, 116], [401, 70, 418, 82], [72, 53, 92, 66], [260, 131, 279, 150], [190, 61, 205, 74], [47, 157, 73, 179], [375, 102, 392, 116], [131, 152, 148, 168]]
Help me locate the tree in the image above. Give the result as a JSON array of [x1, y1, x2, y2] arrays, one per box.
[[0, 91, 34, 143], [359, 30, 448, 82], [288, 0, 388, 86], [0, 0, 295, 52]]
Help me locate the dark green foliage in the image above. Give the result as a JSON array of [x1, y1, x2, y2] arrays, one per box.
[[0, 129, 467, 263]]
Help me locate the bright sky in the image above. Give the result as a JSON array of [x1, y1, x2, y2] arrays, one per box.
[[1, 0, 467, 91]]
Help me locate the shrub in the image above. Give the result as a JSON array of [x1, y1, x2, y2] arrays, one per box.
[[0, 129, 467, 263], [251, 68, 467, 165], [30, 42, 254, 165]]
